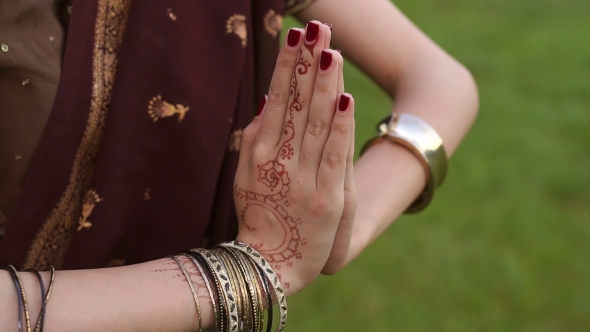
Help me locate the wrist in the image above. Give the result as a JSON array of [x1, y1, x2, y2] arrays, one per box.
[[1, 269, 20, 330]]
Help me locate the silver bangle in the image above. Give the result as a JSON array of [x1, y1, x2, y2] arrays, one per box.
[[361, 113, 448, 213]]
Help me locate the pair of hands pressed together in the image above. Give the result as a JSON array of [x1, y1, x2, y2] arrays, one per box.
[[233, 21, 357, 296]]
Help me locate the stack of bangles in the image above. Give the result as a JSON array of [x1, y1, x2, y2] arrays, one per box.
[[3, 241, 285, 332], [171, 241, 287, 332]]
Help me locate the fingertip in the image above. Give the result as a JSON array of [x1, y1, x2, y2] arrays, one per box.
[[338, 93, 354, 114], [286, 28, 305, 48], [256, 94, 268, 117]]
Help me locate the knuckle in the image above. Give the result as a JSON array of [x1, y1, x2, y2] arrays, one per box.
[[242, 123, 257, 139], [293, 176, 305, 192], [308, 195, 329, 217], [324, 151, 342, 168], [314, 81, 333, 94], [276, 53, 295, 70], [306, 119, 328, 139], [267, 85, 290, 106], [250, 143, 269, 163], [289, 176, 306, 201], [331, 120, 349, 135]]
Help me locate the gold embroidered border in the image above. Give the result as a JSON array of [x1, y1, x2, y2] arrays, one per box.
[[23, 0, 132, 270]]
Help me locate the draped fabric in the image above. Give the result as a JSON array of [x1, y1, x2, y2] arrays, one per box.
[[0, 0, 315, 270]]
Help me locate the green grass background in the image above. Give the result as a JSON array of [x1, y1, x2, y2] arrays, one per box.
[[282, 0, 590, 330]]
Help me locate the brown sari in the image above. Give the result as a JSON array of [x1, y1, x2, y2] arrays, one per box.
[[0, 0, 315, 270]]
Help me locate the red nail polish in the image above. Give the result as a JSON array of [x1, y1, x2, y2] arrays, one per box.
[[324, 23, 333, 31], [338, 94, 351, 112], [306, 21, 320, 42], [257, 95, 267, 116], [320, 50, 332, 70], [287, 29, 301, 47]]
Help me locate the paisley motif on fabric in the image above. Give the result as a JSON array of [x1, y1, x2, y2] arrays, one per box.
[[263, 10, 283, 37], [77, 190, 102, 231], [148, 95, 190, 123], [228, 129, 243, 152], [226, 14, 248, 47]]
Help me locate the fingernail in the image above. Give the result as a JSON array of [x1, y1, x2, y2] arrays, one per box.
[[306, 21, 320, 42], [335, 49, 342, 54], [320, 50, 333, 70], [257, 94, 267, 116], [324, 23, 333, 31], [287, 28, 301, 47], [338, 94, 351, 112]]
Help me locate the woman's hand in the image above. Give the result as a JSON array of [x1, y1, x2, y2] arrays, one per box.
[[234, 21, 355, 296]]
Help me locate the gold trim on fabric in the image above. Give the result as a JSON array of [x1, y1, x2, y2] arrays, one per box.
[[23, 0, 132, 270], [284, 0, 316, 15]]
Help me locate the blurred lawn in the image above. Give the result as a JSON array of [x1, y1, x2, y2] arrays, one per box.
[[282, 0, 590, 331]]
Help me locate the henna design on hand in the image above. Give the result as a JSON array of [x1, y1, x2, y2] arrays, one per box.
[[236, 51, 312, 265]]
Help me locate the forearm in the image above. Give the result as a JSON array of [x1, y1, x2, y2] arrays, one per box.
[[298, 0, 478, 267], [0, 258, 212, 332], [344, 57, 478, 265]]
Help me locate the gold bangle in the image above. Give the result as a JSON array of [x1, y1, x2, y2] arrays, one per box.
[[223, 247, 261, 332], [213, 248, 248, 330], [219, 241, 288, 331], [361, 113, 448, 213], [168, 255, 203, 332], [193, 248, 239, 332], [181, 253, 218, 332], [189, 250, 225, 332]]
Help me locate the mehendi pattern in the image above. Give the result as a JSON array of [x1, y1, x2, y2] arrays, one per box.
[[234, 51, 311, 264]]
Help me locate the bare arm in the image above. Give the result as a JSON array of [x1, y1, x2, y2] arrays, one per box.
[[0, 259, 212, 331], [296, 0, 479, 271]]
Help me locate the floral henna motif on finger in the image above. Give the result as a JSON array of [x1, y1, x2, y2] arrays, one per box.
[[235, 51, 312, 265]]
